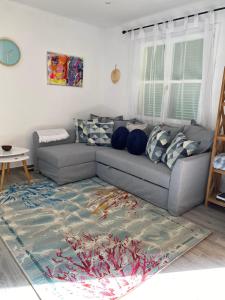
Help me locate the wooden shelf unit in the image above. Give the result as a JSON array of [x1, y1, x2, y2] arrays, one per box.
[[207, 193, 225, 208], [205, 67, 225, 208], [213, 168, 225, 176]]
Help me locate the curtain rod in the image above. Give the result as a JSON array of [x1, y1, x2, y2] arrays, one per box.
[[122, 6, 225, 34]]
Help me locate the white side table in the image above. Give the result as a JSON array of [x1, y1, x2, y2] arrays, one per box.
[[0, 147, 32, 191]]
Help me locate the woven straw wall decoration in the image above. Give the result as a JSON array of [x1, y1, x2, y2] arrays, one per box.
[[111, 65, 121, 84]]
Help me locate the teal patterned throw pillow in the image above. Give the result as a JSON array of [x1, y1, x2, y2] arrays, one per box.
[[146, 126, 171, 163], [74, 118, 98, 143], [161, 132, 199, 169], [87, 121, 114, 146]]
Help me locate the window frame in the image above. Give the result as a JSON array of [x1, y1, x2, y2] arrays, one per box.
[[140, 32, 204, 125]]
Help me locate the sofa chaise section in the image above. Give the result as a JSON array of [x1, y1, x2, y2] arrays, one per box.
[[35, 141, 96, 184]]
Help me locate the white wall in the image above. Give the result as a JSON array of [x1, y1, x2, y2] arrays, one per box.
[[103, 0, 225, 125], [102, 28, 130, 118], [0, 0, 105, 162]]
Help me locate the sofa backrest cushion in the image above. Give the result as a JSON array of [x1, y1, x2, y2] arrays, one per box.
[[113, 118, 143, 131], [90, 113, 123, 122], [126, 122, 154, 136], [114, 120, 127, 131], [183, 124, 214, 153]]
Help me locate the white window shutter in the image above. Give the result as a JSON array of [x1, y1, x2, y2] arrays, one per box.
[[141, 44, 165, 117], [168, 38, 203, 121]]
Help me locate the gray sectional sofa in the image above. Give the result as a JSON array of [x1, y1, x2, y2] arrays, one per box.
[[33, 126, 212, 216]]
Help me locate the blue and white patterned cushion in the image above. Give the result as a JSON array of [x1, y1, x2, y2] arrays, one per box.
[[74, 118, 98, 143], [162, 132, 199, 169], [214, 153, 225, 170], [146, 126, 171, 163], [87, 121, 114, 146]]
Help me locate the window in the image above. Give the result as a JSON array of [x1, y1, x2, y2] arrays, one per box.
[[168, 39, 203, 120], [140, 36, 204, 122]]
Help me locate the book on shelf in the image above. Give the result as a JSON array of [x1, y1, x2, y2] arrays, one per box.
[[216, 192, 225, 202]]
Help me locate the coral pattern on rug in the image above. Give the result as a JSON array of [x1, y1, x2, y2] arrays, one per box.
[[0, 177, 210, 300], [45, 233, 169, 299], [90, 188, 140, 219]]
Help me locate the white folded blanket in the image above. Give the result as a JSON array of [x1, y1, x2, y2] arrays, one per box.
[[37, 128, 69, 143]]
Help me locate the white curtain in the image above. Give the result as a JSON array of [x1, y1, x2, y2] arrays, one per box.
[[128, 24, 167, 124], [137, 25, 166, 125], [128, 12, 220, 128], [198, 12, 219, 128]]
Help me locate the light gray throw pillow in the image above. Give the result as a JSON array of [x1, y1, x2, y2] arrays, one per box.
[[183, 124, 214, 153]]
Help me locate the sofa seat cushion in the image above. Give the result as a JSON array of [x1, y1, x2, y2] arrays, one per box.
[[96, 148, 171, 188], [37, 143, 96, 168]]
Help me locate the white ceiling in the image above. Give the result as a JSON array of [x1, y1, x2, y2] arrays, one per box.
[[9, 0, 218, 27]]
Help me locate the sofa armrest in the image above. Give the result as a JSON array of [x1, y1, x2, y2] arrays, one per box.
[[168, 152, 211, 216], [33, 129, 76, 171]]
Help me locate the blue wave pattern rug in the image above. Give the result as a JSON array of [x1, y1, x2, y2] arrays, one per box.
[[0, 177, 210, 300]]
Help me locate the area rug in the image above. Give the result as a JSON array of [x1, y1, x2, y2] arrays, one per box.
[[0, 177, 210, 300]]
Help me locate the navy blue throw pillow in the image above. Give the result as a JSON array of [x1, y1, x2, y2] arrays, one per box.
[[127, 129, 148, 155], [111, 127, 129, 150]]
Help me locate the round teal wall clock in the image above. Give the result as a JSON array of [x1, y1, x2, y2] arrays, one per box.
[[0, 38, 21, 66]]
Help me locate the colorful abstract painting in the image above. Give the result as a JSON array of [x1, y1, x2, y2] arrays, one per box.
[[0, 177, 210, 300], [47, 52, 83, 87]]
